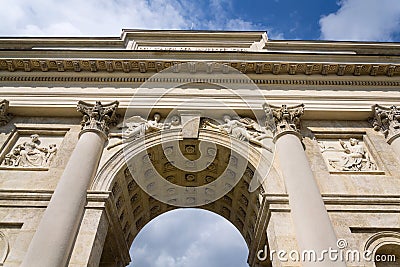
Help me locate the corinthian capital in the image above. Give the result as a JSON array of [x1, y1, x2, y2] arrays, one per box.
[[263, 103, 304, 140], [371, 104, 400, 144], [0, 100, 12, 126], [77, 100, 119, 138]]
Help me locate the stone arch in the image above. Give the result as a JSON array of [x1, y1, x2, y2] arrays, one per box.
[[92, 128, 273, 266], [364, 231, 400, 267]]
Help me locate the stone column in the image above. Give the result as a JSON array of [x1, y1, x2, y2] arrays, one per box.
[[264, 104, 345, 267], [21, 100, 118, 267], [372, 104, 400, 159]]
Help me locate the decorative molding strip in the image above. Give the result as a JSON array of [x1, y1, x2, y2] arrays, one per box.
[[0, 190, 110, 208], [0, 75, 400, 87], [0, 59, 400, 77], [350, 227, 400, 233], [264, 194, 400, 208]]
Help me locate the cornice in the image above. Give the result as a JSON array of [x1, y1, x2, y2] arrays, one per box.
[[266, 40, 400, 55], [1, 30, 400, 55], [0, 59, 399, 77]]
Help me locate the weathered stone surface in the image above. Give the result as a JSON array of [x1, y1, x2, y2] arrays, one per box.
[[0, 30, 399, 267]]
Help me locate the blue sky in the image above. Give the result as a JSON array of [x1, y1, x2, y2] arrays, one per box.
[[1, 0, 400, 41], [130, 209, 249, 267], [2, 1, 400, 267]]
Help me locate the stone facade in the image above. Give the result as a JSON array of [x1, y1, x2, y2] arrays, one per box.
[[0, 30, 399, 266]]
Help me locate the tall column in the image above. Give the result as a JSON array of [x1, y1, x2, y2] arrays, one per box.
[[372, 104, 400, 159], [21, 100, 119, 267], [265, 104, 345, 267]]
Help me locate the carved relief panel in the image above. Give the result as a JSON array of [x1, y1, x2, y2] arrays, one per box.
[[0, 128, 67, 170], [317, 135, 382, 174]]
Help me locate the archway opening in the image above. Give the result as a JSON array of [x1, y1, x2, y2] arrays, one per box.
[[94, 130, 272, 267], [128, 208, 249, 267], [375, 244, 400, 267]]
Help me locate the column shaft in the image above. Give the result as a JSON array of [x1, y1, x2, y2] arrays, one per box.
[[21, 132, 105, 267], [266, 103, 345, 266], [276, 134, 345, 266], [389, 136, 400, 160]]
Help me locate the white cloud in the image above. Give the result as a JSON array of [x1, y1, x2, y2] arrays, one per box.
[[267, 29, 285, 40], [225, 18, 260, 31], [0, 0, 281, 36], [0, 0, 189, 36], [319, 0, 400, 41], [129, 209, 248, 267]]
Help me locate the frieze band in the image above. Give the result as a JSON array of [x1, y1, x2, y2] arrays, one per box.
[[1, 59, 399, 77]]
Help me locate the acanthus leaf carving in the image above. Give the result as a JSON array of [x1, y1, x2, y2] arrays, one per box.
[[371, 104, 400, 144], [264, 103, 304, 139], [77, 100, 119, 138]]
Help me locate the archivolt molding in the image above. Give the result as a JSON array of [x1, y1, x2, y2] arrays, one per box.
[[92, 128, 270, 252], [364, 231, 400, 259], [92, 128, 269, 192]]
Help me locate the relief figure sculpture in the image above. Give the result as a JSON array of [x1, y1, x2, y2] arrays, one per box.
[[108, 113, 168, 149], [2, 134, 57, 167], [204, 115, 272, 152], [320, 138, 376, 171]]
